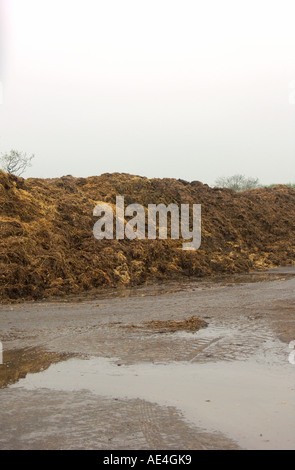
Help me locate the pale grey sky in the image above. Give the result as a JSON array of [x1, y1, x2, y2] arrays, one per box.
[[0, 0, 295, 185]]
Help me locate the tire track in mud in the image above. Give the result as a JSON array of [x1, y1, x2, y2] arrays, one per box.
[[134, 400, 239, 450], [2, 313, 284, 370], [136, 401, 168, 449], [171, 317, 283, 364]]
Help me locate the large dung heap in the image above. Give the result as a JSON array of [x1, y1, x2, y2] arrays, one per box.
[[1, 170, 294, 302]]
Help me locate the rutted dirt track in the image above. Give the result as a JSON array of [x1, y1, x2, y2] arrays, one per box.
[[1, 171, 295, 302], [0, 268, 294, 450]]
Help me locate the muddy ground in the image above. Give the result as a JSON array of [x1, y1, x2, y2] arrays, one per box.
[[0, 267, 294, 450]]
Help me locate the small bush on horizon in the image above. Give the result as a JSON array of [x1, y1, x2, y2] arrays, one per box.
[[215, 174, 261, 191]]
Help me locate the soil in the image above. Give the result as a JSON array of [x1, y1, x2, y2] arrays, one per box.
[[1, 170, 295, 302]]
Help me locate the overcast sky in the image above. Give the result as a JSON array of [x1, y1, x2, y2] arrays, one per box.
[[0, 0, 294, 185]]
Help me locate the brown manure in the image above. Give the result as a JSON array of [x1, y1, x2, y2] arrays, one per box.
[[1, 171, 295, 302], [143, 316, 208, 333]]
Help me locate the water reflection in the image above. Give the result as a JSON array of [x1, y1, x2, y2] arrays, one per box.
[[0, 346, 74, 388]]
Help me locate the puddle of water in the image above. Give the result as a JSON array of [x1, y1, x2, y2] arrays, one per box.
[[0, 347, 74, 388], [11, 355, 295, 450]]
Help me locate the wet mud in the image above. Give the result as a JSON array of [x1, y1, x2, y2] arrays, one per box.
[[0, 269, 294, 450]]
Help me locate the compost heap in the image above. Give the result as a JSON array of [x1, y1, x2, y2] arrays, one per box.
[[1, 171, 295, 302]]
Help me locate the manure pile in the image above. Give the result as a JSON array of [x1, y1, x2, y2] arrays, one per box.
[[0, 171, 295, 302]]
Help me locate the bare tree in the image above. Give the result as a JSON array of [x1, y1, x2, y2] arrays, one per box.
[[215, 174, 260, 191], [0, 150, 34, 176]]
